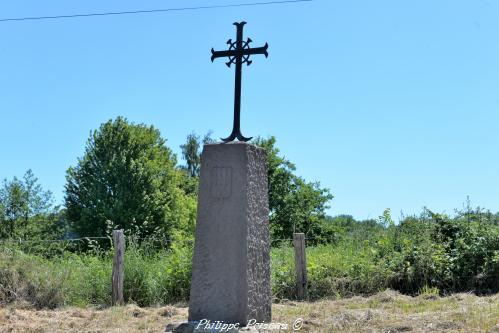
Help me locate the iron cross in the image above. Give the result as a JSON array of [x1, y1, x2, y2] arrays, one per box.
[[211, 22, 269, 142]]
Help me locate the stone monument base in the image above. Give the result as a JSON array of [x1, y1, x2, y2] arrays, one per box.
[[188, 142, 271, 325]]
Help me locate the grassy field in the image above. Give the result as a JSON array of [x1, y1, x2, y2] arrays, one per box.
[[1, 290, 498, 333], [1, 213, 498, 332], [1, 241, 395, 309], [1, 239, 498, 309]]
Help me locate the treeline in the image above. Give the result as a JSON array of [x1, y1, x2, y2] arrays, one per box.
[[323, 208, 499, 294], [0, 117, 332, 243]]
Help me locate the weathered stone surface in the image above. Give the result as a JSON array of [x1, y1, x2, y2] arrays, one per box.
[[188, 142, 271, 325]]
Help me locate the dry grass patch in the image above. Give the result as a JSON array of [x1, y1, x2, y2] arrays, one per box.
[[0, 291, 498, 333], [0, 304, 187, 333], [273, 291, 499, 332]]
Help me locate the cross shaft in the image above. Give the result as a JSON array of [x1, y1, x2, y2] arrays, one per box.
[[211, 22, 269, 142]]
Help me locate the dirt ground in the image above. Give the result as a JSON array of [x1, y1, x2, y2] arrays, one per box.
[[0, 290, 498, 333]]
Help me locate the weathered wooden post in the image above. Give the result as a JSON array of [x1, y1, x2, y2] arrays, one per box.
[[293, 233, 308, 300], [112, 229, 125, 306]]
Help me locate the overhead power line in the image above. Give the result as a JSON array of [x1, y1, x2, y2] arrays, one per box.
[[0, 0, 314, 23]]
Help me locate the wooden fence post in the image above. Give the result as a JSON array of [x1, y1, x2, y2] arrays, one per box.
[[293, 233, 308, 300], [112, 230, 125, 306]]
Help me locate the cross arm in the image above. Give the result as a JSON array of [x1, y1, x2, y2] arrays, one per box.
[[242, 43, 269, 58], [211, 48, 238, 62]]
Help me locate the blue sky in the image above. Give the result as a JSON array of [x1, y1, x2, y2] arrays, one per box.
[[0, 0, 498, 220]]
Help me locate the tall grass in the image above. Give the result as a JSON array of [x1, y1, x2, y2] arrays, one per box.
[[1, 213, 498, 309], [0, 240, 193, 308], [0, 239, 392, 308], [270, 240, 394, 300]]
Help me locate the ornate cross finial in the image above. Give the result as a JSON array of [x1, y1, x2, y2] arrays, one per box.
[[211, 22, 269, 142]]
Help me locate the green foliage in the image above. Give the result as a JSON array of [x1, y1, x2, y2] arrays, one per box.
[[253, 136, 333, 241], [65, 117, 195, 240], [419, 284, 440, 297], [179, 132, 214, 178], [271, 240, 393, 300], [0, 170, 62, 240], [270, 206, 499, 300], [0, 246, 111, 308], [371, 207, 499, 294], [325, 215, 383, 243], [180, 132, 201, 178], [178, 131, 214, 196], [1, 204, 498, 309], [0, 239, 193, 308], [122, 239, 193, 306]]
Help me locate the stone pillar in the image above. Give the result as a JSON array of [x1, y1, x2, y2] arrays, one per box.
[[188, 142, 271, 325]]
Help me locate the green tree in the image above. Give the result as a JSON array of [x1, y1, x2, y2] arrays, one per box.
[[22, 170, 54, 225], [65, 117, 194, 239], [180, 133, 201, 178], [179, 131, 214, 196], [0, 170, 57, 238], [0, 177, 24, 237], [253, 136, 333, 240], [180, 131, 215, 177]]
